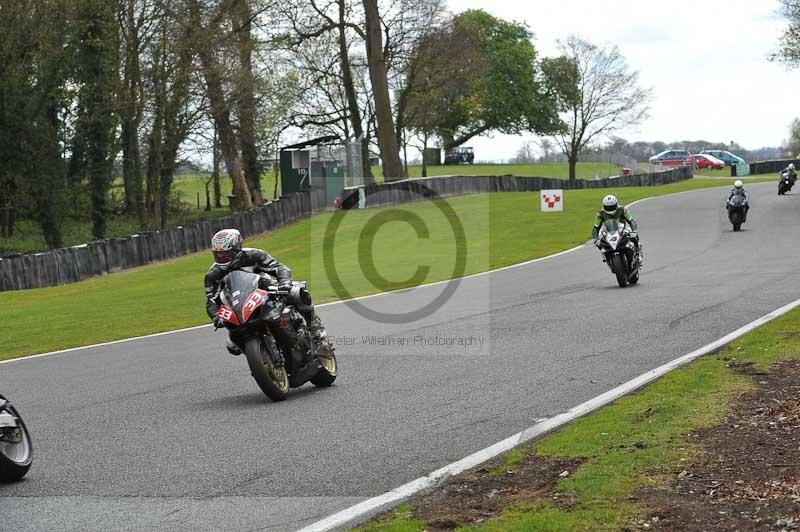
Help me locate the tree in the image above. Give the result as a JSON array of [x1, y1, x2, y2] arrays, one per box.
[[231, 0, 264, 206], [362, 0, 404, 179], [70, 0, 120, 239], [137, 0, 199, 229], [188, 0, 253, 210], [398, 14, 486, 176], [537, 138, 556, 162], [413, 10, 566, 151], [279, 0, 377, 183], [512, 142, 537, 164], [550, 35, 652, 180], [0, 0, 72, 248], [119, 0, 155, 226], [774, 0, 800, 66], [788, 118, 800, 156]]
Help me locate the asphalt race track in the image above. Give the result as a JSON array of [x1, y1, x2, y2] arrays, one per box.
[[2, 182, 799, 531]]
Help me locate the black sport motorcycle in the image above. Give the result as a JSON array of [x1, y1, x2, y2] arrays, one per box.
[[778, 171, 795, 195], [727, 193, 748, 232], [596, 219, 641, 288], [214, 271, 337, 401], [0, 395, 33, 482]]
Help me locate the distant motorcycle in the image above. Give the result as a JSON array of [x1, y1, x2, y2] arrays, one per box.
[[596, 219, 641, 288], [0, 395, 33, 482], [778, 171, 795, 195], [214, 271, 337, 401], [727, 194, 748, 232]]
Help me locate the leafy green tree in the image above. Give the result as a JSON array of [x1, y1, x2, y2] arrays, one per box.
[[70, 0, 120, 239], [0, 0, 72, 248], [408, 10, 565, 151], [398, 16, 486, 175]]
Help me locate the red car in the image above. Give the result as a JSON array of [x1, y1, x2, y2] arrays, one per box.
[[694, 153, 725, 170]]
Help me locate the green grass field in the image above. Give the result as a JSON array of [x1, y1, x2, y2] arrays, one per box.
[[376, 162, 621, 180], [357, 302, 800, 532], [0, 177, 765, 361], [172, 171, 281, 206]]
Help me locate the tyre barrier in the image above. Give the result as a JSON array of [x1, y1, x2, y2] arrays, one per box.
[[735, 158, 800, 177], [340, 166, 693, 210]]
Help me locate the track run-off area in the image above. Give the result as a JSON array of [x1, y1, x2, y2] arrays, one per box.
[[2, 181, 799, 531]]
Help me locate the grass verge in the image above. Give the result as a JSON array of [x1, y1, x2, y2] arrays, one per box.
[[355, 304, 800, 531], [372, 162, 621, 180], [0, 178, 769, 361]]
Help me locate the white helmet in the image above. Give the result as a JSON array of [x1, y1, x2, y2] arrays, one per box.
[[602, 194, 619, 213], [734, 180, 743, 189], [790, 163, 795, 171], [210, 229, 243, 266]]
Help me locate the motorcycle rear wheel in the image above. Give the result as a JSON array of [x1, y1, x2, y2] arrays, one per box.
[[244, 338, 289, 402], [611, 254, 628, 288], [0, 399, 33, 482]]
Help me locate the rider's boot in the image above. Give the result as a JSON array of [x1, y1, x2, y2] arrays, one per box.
[[307, 314, 327, 342], [226, 339, 242, 356]]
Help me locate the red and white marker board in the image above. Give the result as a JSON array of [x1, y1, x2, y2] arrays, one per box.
[[540, 189, 564, 212]]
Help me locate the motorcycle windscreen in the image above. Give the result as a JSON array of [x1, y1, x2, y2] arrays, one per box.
[[602, 218, 623, 232], [729, 195, 746, 207], [601, 219, 624, 249], [223, 270, 261, 323]]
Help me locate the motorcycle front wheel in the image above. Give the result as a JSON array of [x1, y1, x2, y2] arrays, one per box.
[[730, 211, 742, 231], [0, 398, 33, 482], [244, 338, 290, 402], [611, 254, 628, 288]]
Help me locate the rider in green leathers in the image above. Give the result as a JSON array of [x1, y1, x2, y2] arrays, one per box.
[[592, 194, 641, 257]]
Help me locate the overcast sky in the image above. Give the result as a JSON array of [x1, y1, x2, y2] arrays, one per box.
[[446, 0, 800, 161]]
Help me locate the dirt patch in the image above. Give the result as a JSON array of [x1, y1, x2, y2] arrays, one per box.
[[405, 452, 581, 530], [639, 360, 800, 531]]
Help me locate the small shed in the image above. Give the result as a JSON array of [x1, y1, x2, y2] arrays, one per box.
[[280, 136, 344, 206]]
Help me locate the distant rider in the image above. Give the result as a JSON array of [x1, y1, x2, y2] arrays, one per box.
[[784, 163, 797, 186], [727, 180, 750, 220], [592, 194, 642, 256], [204, 229, 326, 356]]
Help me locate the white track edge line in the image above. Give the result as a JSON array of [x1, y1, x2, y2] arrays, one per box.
[[0, 183, 727, 365], [2, 244, 588, 366], [297, 296, 800, 532]]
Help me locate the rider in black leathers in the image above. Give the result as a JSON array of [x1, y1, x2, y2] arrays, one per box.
[[783, 163, 797, 187], [204, 229, 325, 355], [727, 180, 750, 221]]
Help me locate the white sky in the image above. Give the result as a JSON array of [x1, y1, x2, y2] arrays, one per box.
[[447, 0, 800, 161]]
